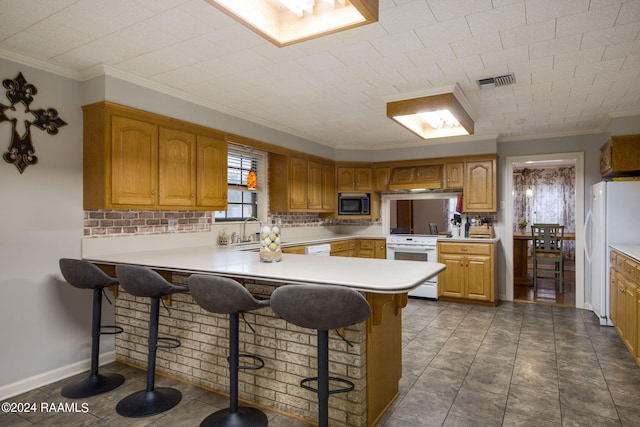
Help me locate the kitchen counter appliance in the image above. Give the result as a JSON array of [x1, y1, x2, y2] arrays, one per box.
[[386, 234, 438, 299]]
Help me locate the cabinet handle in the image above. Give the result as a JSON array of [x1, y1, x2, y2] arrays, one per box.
[[151, 190, 157, 196], [191, 193, 196, 198], [461, 247, 468, 252]]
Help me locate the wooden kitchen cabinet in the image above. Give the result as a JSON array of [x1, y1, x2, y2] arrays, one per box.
[[337, 166, 373, 192], [600, 135, 640, 178], [330, 239, 356, 257], [358, 239, 386, 259], [269, 153, 335, 213], [196, 135, 227, 208], [83, 101, 227, 211], [464, 158, 496, 212], [374, 167, 391, 191], [611, 249, 640, 361], [158, 127, 196, 207], [374, 239, 386, 259], [438, 241, 496, 305], [321, 163, 336, 211], [110, 115, 158, 207], [388, 165, 442, 190], [282, 245, 305, 254], [445, 162, 464, 189]]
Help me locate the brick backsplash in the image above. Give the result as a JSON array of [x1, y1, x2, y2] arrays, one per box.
[[83, 210, 213, 237], [84, 210, 380, 237]]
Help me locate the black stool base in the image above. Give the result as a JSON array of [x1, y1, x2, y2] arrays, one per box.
[[61, 373, 125, 398], [200, 407, 268, 427], [116, 387, 181, 418]]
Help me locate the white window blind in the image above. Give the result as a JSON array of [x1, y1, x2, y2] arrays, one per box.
[[215, 143, 265, 221]]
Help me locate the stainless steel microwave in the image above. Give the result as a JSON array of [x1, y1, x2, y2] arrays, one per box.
[[338, 193, 370, 215]]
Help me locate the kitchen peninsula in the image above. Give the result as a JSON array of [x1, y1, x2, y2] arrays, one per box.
[[84, 241, 444, 427]]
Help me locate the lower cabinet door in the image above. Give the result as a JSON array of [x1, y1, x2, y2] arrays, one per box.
[[466, 255, 492, 301], [440, 254, 465, 298]]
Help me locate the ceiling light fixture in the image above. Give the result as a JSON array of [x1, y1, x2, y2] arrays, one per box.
[[386, 85, 474, 140], [204, 0, 378, 47]]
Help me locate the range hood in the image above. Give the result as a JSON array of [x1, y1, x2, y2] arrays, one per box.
[[387, 165, 443, 191]]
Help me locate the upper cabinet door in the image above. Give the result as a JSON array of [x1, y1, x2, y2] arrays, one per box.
[[445, 162, 464, 189], [289, 157, 308, 210], [158, 127, 196, 207], [337, 167, 356, 191], [196, 135, 227, 209], [322, 164, 336, 211], [355, 167, 373, 191], [307, 160, 323, 210], [111, 115, 158, 206], [464, 159, 496, 212], [337, 167, 373, 191]]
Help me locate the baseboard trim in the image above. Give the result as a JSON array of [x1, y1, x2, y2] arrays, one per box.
[[0, 351, 116, 401]]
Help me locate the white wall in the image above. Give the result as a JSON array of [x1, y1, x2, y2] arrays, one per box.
[[0, 59, 104, 397]]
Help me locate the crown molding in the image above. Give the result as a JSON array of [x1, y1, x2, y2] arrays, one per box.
[[336, 133, 499, 151], [0, 48, 82, 80], [498, 128, 602, 143]]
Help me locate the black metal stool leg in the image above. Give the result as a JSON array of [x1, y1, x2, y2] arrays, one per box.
[[61, 287, 124, 398], [317, 330, 329, 427], [116, 296, 181, 418], [200, 312, 268, 427]]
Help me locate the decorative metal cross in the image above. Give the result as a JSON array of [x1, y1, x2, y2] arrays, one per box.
[[0, 72, 67, 173]]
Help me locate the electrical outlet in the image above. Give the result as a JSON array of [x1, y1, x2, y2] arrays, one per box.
[[168, 219, 178, 231]]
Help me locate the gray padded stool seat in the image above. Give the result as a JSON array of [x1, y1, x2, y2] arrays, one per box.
[[270, 284, 371, 427], [189, 274, 270, 427], [115, 264, 188, 418], [59, 259, 125, 398]]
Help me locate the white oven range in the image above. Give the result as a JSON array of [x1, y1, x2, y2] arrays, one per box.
[[386, 234, 438, 299]]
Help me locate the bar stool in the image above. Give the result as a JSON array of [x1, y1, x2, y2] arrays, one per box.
[[59, 258, 125, 398], [270, 284, 371, 427], [115, 264, 188, 418], [189, 274, 270, 427]]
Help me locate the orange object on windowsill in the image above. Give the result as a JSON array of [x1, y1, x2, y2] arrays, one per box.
[[247, 170, 257, 190]]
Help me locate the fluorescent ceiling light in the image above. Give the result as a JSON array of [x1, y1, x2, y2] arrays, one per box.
[[386, 86, 474, 140], [204, 0, 378, 47]]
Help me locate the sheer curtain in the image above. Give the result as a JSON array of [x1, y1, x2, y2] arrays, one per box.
[[513, 166, 576, 259]]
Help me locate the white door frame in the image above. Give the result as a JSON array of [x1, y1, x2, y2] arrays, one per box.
[[503, 152, 585, 307]]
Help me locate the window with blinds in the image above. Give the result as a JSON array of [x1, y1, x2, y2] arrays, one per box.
[[215, 144, 264, 221]]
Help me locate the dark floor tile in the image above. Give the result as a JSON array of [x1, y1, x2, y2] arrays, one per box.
[[616, 403, 640, 427], [428, 349, 475, 376], [560, 405, 622, 427], [462, 360, 514, 397], [502, 410, 562, 427], [505, 383, 561, 423], [558, 381, 619, 420], [447, 387, 507, 426]]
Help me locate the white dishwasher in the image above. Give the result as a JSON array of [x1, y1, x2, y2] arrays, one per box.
[[304, 244, 331, 256]]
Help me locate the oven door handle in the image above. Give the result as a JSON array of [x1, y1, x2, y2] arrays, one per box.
[[387, 244, 437, 251]]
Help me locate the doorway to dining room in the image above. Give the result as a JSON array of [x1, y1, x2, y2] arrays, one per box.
[[504, 153, 585, 308]]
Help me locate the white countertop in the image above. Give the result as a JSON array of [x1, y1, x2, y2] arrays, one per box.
[[610, 245, 640, 262], [85, 245, 445, 294]]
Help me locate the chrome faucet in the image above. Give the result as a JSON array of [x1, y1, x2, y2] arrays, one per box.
[[242, 217, 260, 242]]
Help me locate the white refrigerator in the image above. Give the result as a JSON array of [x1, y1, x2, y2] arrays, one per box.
[[585, 180, 640, 326]]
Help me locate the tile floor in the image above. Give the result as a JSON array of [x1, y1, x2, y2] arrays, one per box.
[[3, 299, 640, 426]]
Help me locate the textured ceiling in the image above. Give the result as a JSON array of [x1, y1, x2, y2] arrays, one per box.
[[1, 0, 639, 150]]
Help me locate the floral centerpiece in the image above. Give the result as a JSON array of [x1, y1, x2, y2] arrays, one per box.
[[518, 220, 528, 231]]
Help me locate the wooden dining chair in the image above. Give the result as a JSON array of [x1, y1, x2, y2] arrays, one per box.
[[531, 224, 565, 293]]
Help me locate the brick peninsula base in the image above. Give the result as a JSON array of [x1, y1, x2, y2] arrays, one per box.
[[111, 271, 407, 427]]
